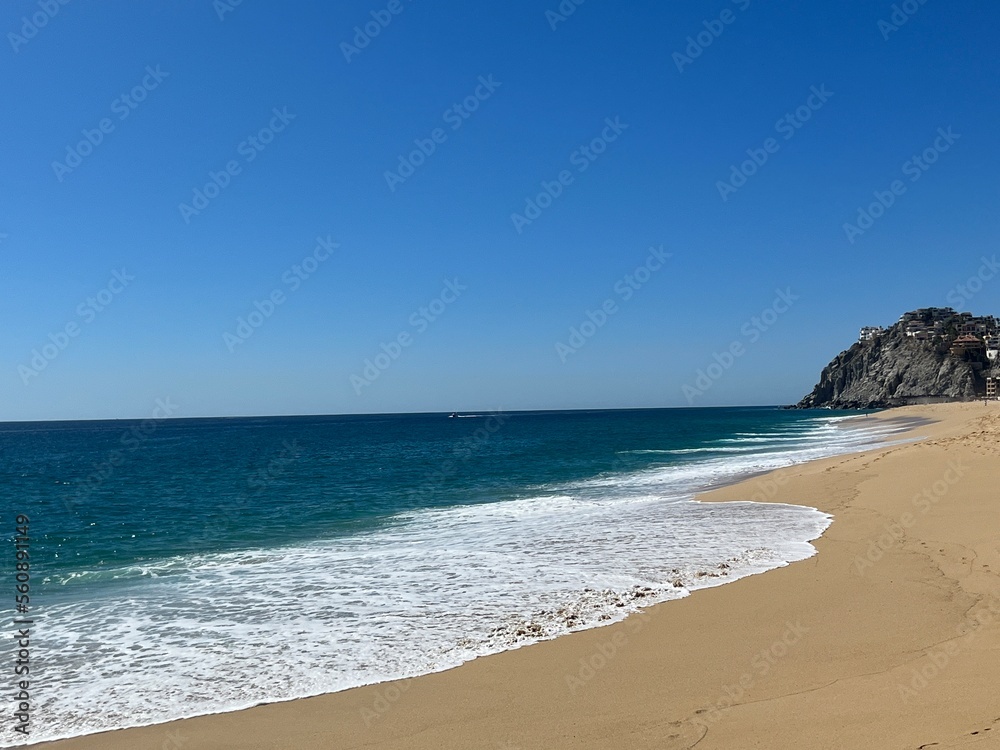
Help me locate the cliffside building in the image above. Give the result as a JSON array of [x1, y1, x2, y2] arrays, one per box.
[[798, 306, 1000, 409], [959, 320, 990, 336], [949, 334, 985, 357], [986, 336, 1000, 361], [899, 308, 962, 340], [859, 326, 884, 342], [899, 307, 956, 324]]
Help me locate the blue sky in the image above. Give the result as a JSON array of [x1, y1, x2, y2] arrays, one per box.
[[2, 0, 998, 420]]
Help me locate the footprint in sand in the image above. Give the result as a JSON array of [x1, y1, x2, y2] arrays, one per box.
[[659, 718, 707, 749], [918, 717, 1000, 747]]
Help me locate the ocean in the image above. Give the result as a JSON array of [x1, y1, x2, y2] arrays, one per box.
[[0, 407, 921, 745]]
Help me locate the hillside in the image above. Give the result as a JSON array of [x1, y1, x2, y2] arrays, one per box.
[[794, 308, 999, 409]]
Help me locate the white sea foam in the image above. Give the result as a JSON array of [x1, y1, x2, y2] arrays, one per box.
[[0, 415, 920, 747]]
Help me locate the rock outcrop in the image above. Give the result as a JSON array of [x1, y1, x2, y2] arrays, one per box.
[[794, 311, 992, 409]]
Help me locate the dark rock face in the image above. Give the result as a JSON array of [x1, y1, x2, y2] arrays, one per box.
[[795, 326, 981, 409]]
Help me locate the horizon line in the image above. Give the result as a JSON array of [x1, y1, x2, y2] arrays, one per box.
[[0, 403, 820, 425]]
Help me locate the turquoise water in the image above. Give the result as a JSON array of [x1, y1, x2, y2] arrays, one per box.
[[0, 407, 916, 745]]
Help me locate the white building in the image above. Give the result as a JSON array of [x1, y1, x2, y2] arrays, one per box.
[[859, 326, 884, 342], [987, 336, 1000, 361]]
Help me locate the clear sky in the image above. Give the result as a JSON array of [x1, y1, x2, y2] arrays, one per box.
[[2, 0, 999, 420]]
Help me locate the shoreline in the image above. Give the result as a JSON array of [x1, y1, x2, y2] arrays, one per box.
[[30, 403, 999, 749], [15, 412, 863, 746]]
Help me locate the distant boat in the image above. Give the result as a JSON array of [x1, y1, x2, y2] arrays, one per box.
[[448, 412, 458, 418]]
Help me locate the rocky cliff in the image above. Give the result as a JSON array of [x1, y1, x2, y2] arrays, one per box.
[[794, 316, 990, 409]]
